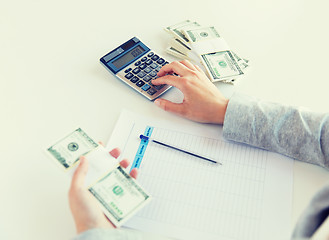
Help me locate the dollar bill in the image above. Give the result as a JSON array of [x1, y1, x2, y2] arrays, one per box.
[[166, 20, 201, 43], [169, 38, 191, 55], [201, 51, 244, 82], [89, 165, 151, 227], [165, 46, 189, 60], [47, 128, 98, 170], [232, 51, 250, 66], [165, 20, 192, 33], [184, 26, 220, 43], [46, 128, 152, 227], [165, 20, 250, 84]]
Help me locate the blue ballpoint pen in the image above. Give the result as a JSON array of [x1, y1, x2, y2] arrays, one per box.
[[139, 134, 221, 165]]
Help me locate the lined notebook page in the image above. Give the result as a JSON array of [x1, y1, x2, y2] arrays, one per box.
[[107, 109, 293, 240]]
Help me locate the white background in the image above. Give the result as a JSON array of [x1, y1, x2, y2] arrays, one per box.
[[1, 0, 329, 239]]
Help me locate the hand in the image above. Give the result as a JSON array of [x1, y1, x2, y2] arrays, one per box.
[[152, 60, 229, 124], [68, 147, 138, 234]]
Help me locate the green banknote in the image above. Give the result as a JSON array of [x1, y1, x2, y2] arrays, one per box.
[[184, 26, 220, 43], [166, 20, 201, 43], [165, 46, 189, 60], [201, 51, 244, 81], [47, 128, 151, 227], [47, 128, 98, 169], [89, 166, 151, 226]]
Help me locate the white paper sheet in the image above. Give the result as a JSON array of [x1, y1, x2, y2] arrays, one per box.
[[107, 109, 293, 240]]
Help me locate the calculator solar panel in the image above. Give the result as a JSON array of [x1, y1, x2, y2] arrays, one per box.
[[100, 37, 172, 100]]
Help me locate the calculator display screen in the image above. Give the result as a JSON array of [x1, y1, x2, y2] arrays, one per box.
[[112, 46, 145, 69]]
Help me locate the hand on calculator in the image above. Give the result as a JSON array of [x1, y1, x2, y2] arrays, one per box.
[[152, 60, 229, 124]]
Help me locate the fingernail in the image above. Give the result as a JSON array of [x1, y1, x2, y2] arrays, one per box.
[[154, 99, 161, 107]]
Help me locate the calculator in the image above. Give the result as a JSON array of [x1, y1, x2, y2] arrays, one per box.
[[100, 37, 172, 100]]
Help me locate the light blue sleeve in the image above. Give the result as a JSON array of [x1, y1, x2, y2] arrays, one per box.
[[223, 93, 329, 239], [222, 93, 329, 169]]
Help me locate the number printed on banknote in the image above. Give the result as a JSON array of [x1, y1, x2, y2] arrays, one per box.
[[89, 165, 151, 226], [201, 51, 244, 81], [47, 128, 98, 170]]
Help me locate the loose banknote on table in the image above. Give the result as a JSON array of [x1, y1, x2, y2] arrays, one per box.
[[164, 20, 250, 84], [46, 128, 151, 227]]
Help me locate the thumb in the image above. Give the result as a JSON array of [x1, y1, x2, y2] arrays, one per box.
[[71, 156, 89, 189], [154, 98, 184, 115]]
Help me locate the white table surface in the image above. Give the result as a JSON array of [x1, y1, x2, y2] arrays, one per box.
[[1, 1, 329, 239]]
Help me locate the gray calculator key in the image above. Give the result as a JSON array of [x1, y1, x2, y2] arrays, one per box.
[[137, 71, 146, 78], [156, 66, 162, 72], [149, 71, 157, 78], [144, 67, 152, 74], [136, 80, 145, 87], [143, 75, 152, 82], [150, 63, 158, 69], [147, 52, 154, 57]]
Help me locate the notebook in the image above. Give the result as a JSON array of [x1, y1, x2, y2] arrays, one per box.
[[107, 109, 293, 240]]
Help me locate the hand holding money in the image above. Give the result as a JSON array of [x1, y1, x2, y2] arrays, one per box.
[[153, 60, 229, 124], [164, 20, 250, 84], [69, 147, 138, 234]]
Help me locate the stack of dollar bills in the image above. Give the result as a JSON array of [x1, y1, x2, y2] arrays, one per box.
[[46, 128, 151, 227], [164, 20, 250, 84]]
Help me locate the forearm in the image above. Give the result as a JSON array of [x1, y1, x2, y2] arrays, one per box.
[[223, 93, 329, 169]]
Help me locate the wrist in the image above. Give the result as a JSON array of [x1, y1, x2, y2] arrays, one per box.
[[214, 98, 229, 124]]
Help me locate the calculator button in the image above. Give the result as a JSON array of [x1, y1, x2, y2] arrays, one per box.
[[163, 61, 169, 66], [147, 52, 154, 57], [143, 75, 152, 82], [142, 84, 151, 91], [124, 68, 132, 73], [151, 55, 159, 61], [125, 72, 133, 79], [157, 58, 165, 64], [141, 57, 147, 62], [130, 76, 139, 83], [137, 71, 146, 78], [136, 80, 145, 87], [150, 63, 158, 69], [144, 67, 152, 74], [156, 66, 162, 72], [146, 59, 153, 65], [139, 63, 147, 70], [135, 61, 141, 66], [132, 67, 141, 74], [149, 71, 157, 78], [154, 84, 165, 90], [148, 88, 157, 95]]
